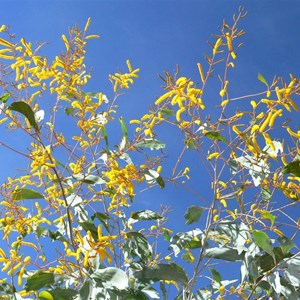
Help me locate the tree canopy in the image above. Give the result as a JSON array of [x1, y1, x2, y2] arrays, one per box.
[[0, 6, 300, 300]]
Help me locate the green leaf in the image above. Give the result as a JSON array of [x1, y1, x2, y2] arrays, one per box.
[[0, 93, 9, 103], [43, 288, 77, 300], [124, 231, 152, 261], [143, 169, 165, 189], [135, 139, 165, 150], [38, 291, 54, 300], [80, 221, 98, 241], [161, 108, 174, 117], [278, 236, 296, 255], [64, 107, 76, 116], [156, 175, 165, 188], [8, 101, 39, 131], [205, 131, 229, 144], [282, 160, 300, 177], [134, 263, 188, 286], [261, 186, 271, 203], [253, 230, 275, 261], [258, 73, 268, 86], [184, 206, 205, 225], [72, 173, 106, 185], [119, 116, 128, 138], [210, 268, 222, 283], [79, 279, 93, 300], [91, 212, 110, 231], [0, 282, 15, 294], [92, 267, 128, 290], [25, 271, 54, 291], [131, 210, 162, 221], [102, 126, 109, 151], [12, 188, 44, 201], [260, 211, 276, 226], [204, 247, 244, 261]]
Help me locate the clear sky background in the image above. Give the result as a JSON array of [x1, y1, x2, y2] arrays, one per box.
[[0, 0, 300, 294]]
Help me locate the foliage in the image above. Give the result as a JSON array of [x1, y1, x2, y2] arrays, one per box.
[[0, 7, 300, 299]]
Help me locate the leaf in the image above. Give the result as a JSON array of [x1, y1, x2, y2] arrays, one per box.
[[8, 101, 39, 131], [72, 173, 106, 185], [184, 206, 205, 225], [80, 221, 98, 241], [253, 230, 275, 261], [143, 169, 165, 188], [261, 186, 271, 203], [79, 279, 93, 300], [0, 93, 9, 103], [64, 107, 76, 116], [130, 210, 162, 221], [38, 291, 54, 300], [119, 116, 128, 138], [260, 211, 276, 226], [134, 263, 188, 286], [210, 268, 222, 283], [102, 126, 109, 151], [204, 247, 244, 261], [135, 139, 165, 150], [282, 160, 300, 177], [278, 236, 296, 255], [25, 271, 54, 291], [258, 73, 268, 86], [12, 188, 44, 201], [161, 108, 174, 117], [43, 288, 77, 300], [91, 212, 110, 231], [91, 267, 129, 290], [205, 131, 228, 144]]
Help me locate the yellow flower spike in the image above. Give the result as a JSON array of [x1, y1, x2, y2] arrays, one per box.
[[250, 100, 257, 109], [0, 248, 6, 258], [213, 214, 219, 222], [273, 228, 284, 237], [18, 267, 26, 286], [23, 256, 31, 263], [219, 285, 225, 296], [225, 32, 233, 52], [126, 60, 133, 72], [259, 111, 273, 133], [286, 95, 299, 111], [207, 152, 219, 160], [0, 37, 14, 48], [156, 166, 162, 174], [220, 199, 227, 208], [176, 107, 186, 122], [213, 37, 222, 55], [219, 89, 226, 97], [155, 91, 173, 105], [84, 17, 91, 32], [232, 125, 243, 136], [85, 35, 100, 39], [286, 127, 300, 139], [269, 109, 283, 127], [7, 261, 22, 275], [275, 86, 282, 101], [221, 99, 229, 107], [226, 210, 236, 220], [231, 51, 237, 59], [197, 63, 205, 83], [97, 225, 103, 240], [263, 132, 275, 151]]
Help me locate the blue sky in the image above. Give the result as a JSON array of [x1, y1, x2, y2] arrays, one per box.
[[1, 0, 300, 295]]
